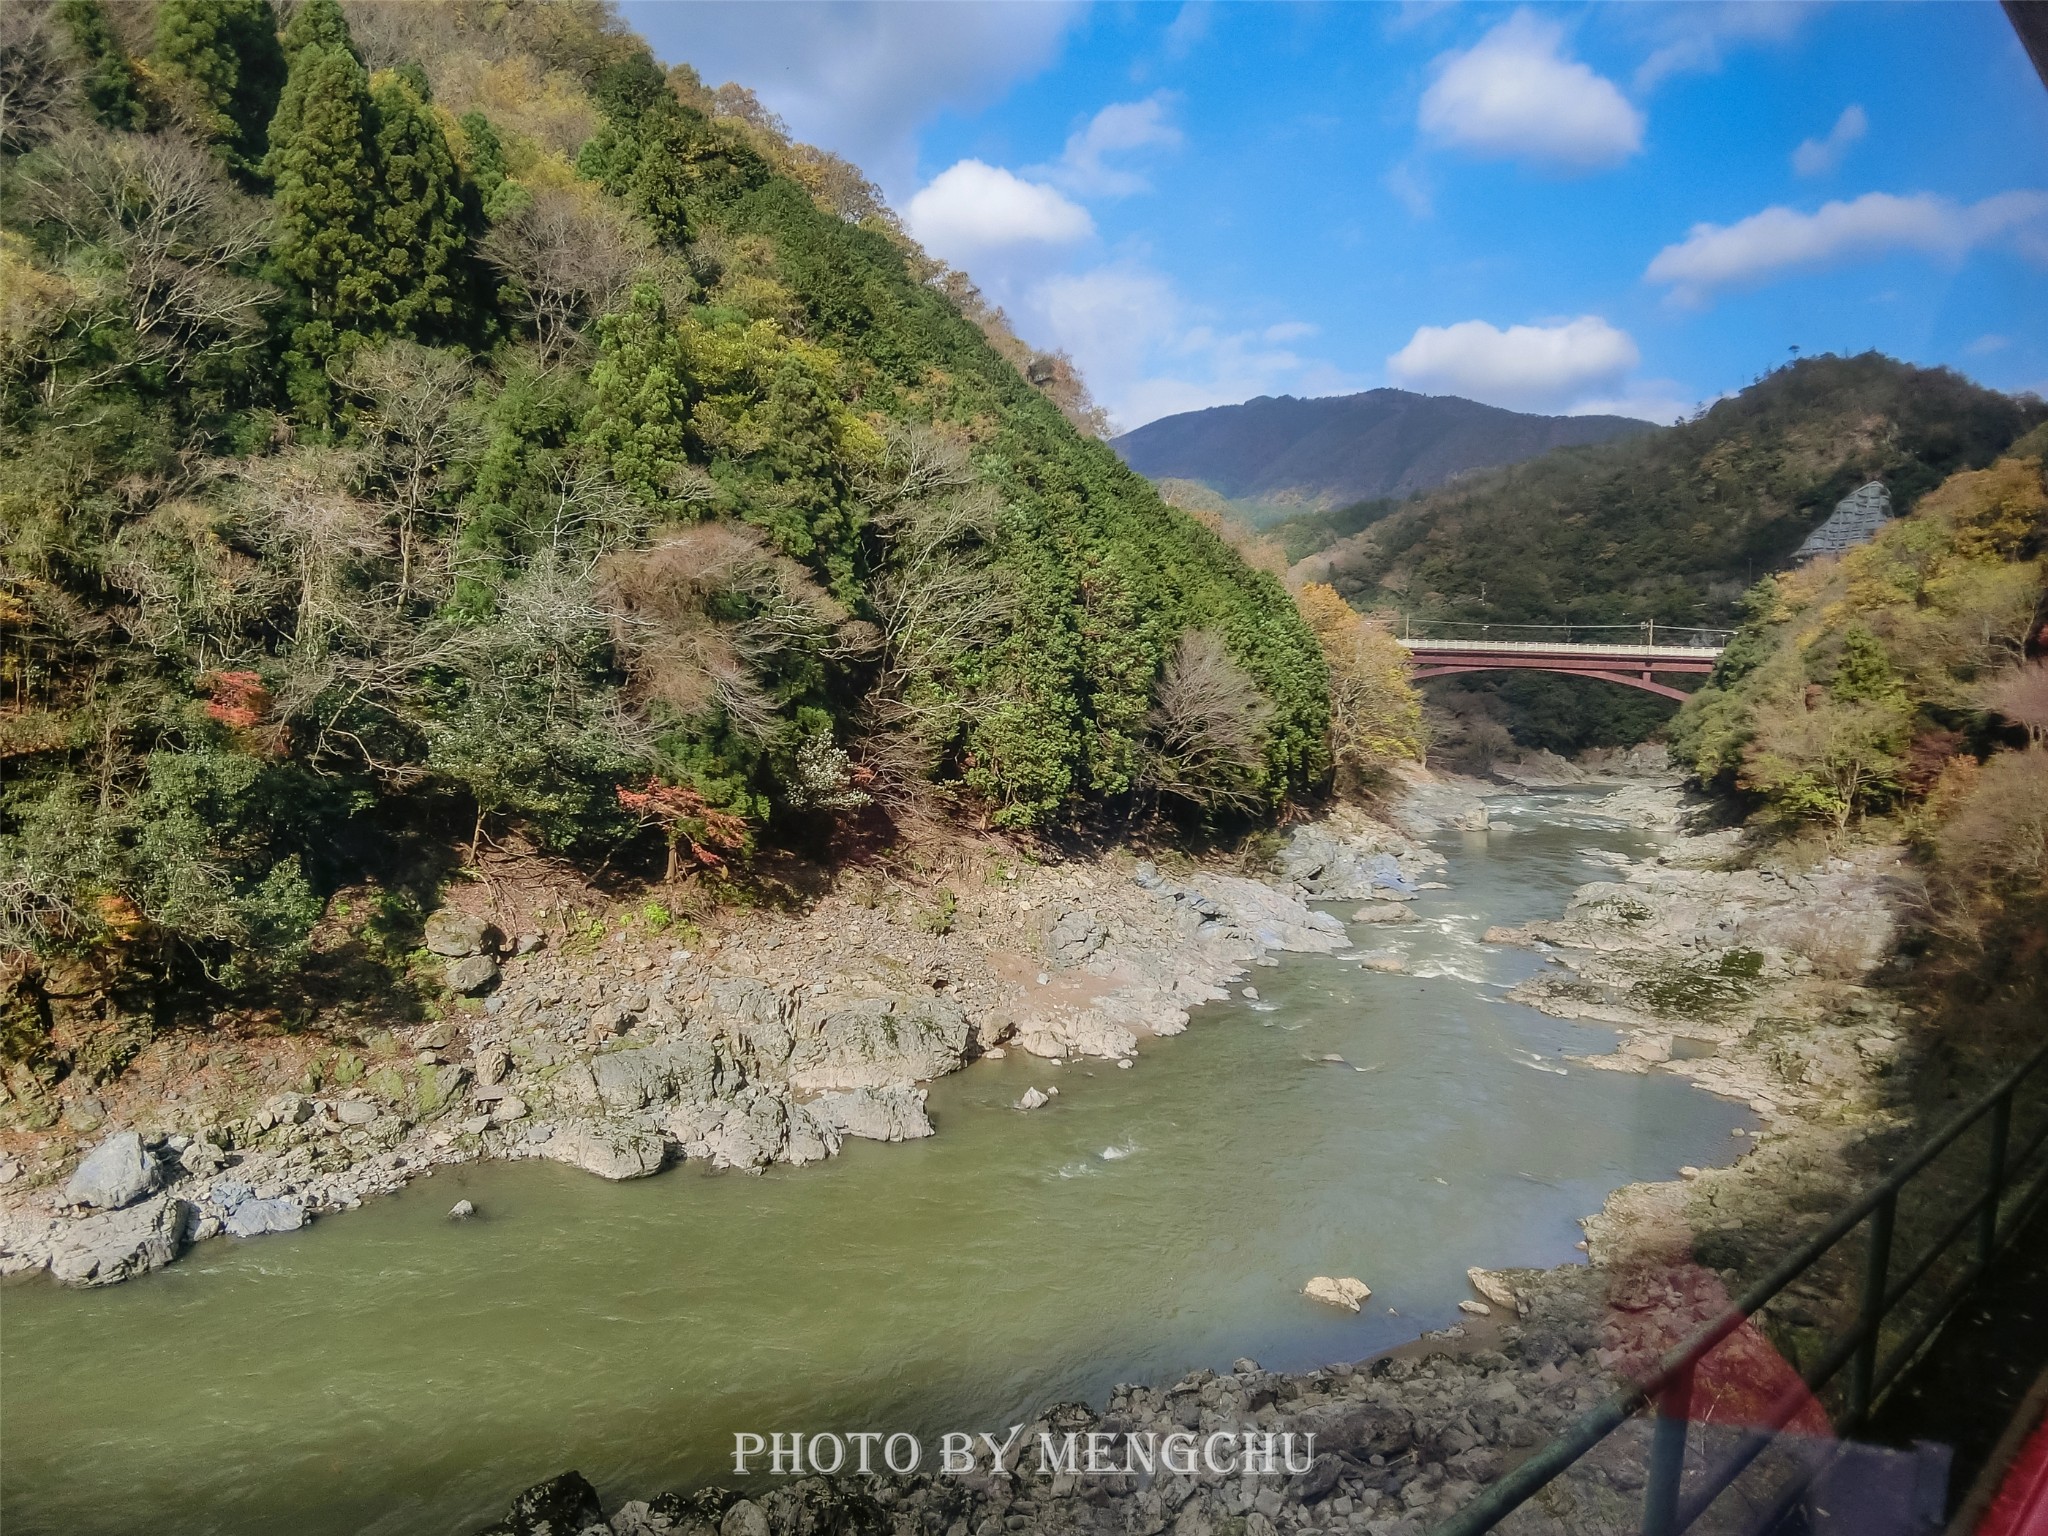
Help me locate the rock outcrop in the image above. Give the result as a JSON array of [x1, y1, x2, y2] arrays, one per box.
[[61, 1131, 159, 1212], [48, 1194, 187, 1285]]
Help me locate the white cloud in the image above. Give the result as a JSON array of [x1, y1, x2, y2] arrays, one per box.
[[905, 161, 1094, 261], [1023, 263, 1360, 431], [1386, 316, 1641, 413], [619, 0, 1081, 196], [1040, 95, 1184, 197], [1162, 3, 1212, 61], [1646, 190, 2048, 304], [1418, 12, 1644, 171], [1264, 321, 1318, 343], [1967, 333, 2013, 355], [1630, 1, 1810, 92], [1792, 105, 1867, 177], [1385, 160, 1434, 220]]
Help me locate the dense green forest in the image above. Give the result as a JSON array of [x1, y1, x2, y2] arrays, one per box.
[[0, 0, 1328, 1005], [1280, 354, 2044, 755]]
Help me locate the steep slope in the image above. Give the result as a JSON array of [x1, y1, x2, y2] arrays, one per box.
[[0, 0, 1327, 1014], [1110, 388, 1654, 520]]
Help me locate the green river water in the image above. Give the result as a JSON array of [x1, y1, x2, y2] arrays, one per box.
[[0, 791, 1752, 1535]]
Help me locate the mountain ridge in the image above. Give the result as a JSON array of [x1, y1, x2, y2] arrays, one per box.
[[1110, 388, 1656, 520]]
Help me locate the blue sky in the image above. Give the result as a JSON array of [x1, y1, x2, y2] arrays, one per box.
[[622, 2, 2048, 431]]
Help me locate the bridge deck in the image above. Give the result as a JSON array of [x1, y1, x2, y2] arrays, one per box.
[[1396, 638, 1724, 661]]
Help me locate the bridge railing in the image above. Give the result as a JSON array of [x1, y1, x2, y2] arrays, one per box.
[[1425, 1036, 2048, 1536], [1395, 618, 1733, 649]]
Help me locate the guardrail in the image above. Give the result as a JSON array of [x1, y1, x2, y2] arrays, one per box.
[[1395, 620, 1736, 648], [1427, 1038, 2048, 1536], [1397, 639, 1724, 659]]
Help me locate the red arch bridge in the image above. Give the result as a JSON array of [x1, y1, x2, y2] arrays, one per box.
[[1396, 636, 1724, 701]]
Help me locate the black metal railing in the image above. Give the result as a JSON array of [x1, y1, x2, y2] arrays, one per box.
[[1428, 1038, 2048, 1536]]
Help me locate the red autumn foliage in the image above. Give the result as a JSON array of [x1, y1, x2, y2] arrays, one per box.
[[201, 671, 271, 731], [1902, 729, 1965, 798], [616, 780, 749, 878]]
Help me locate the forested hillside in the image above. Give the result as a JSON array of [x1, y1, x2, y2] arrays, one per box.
[[1289, 355, 2043, 756], [1669, 427, 2048, 988], [1111, 388, 1652, 524], [1301, 355, 2040, 627], [0, 0, 1330, 1007]]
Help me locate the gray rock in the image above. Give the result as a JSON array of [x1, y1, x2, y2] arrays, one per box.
[[178, 1140, 226, 1176], [224, 1198, 305, 1237], [1047, 908, 1107, 966], [699, 1088, 793, 1172], [808, 1084, 934, 1142], [334, 1100, 377, 1126], [541, 1120, 666, 1180], [62, 1131, 159, 1212], [705, 978, 795, 1075], [1017, 1087, 1050, 1110], [1279, 828, 1418, 901], [449, 1200, 475, 1219], [49, 1194, 187, 1286], [786, 995, 971, 1091], [721, 1501, 770, 1536], [445, 954, 499, 995], [590, 1034, 732, 1111], [423, 909, 493, 957]]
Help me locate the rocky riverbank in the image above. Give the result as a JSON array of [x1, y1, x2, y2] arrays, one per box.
[[458, 775, 1974, 1536], [0, 807, 1445, 1288]]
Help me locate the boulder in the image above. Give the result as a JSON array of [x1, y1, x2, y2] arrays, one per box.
[[474, 1470, 606, 1536], [1279, 827, 1419, 900], [1047, 908, 1107, 967], [1012, 1005, 1139, 1062], [48, 1194, 187, 1286], [589, 1034, 732, 1112], [62, 1131, 160, 1212], [423, 909, 493, 958], [786, 995, 971, 1091], [695, 1088, 801, 1172], [445, 954, 499, 995], [178, 1140, 227, 1176], [705, 978, 795, 1075], [449, 1200, 476, 1219], [224, 1198, 305, 1238], [1016, 1087, 1050, 1111], [1303, 1275, 1372, 1311], [541, 1121, 666, 1180], [808, 1084, 934, 1142], [1352, 902, 1413, 924], [1466, 1267, 1518, 1309], [334, 1100, 377, 1126]]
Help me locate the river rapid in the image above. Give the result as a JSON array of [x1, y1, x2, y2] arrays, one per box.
[[0, 791, 1752, 1536]]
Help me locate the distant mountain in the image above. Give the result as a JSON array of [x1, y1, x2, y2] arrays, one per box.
[[1109, 390, 1656, 520]]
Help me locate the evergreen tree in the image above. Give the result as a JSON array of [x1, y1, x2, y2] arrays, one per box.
[[368, 73, 477, 341], [265, 40, 382, 403], [586, 284, 693, 507], [152, 0, 285, 169], [59, 0, 147, 130], [459, 111, 526, 222], [279, 0, 354, 63], [577, 52, 697, 246]]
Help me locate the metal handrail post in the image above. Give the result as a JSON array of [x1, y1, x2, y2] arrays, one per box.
[[1980, 1093, 2012, 1272], [1846, 1191, 1897, 1429], [1640, 1365, 1695, 1536]]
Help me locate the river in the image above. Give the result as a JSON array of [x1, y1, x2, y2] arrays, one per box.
[[0, 790, 1751, 1535]]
